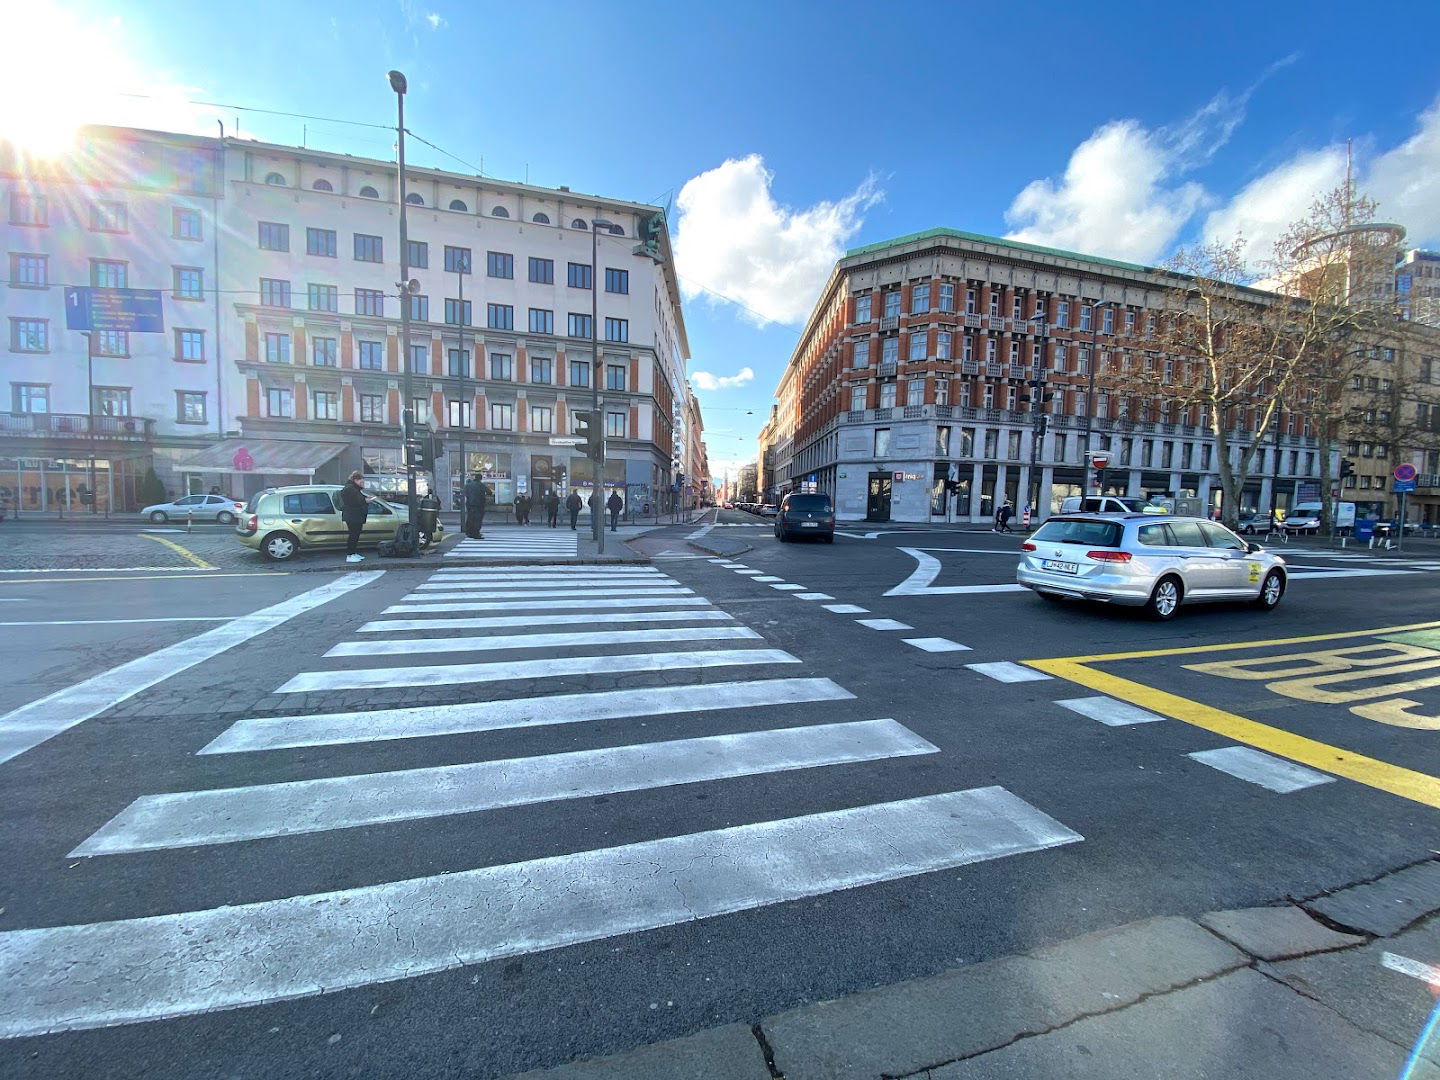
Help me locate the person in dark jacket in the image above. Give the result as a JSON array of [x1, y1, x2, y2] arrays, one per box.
[[463, 474, 488, 539], [339, 471, 369, 562], [545, 490, 560, 528], [606, 490, 623, 531], [564, 490, 582, 530], [515, 492, 531, 526], [995, 501, 1014, 533]]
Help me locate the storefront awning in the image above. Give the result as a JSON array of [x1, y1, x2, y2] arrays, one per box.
[[178, 439, 348, 476]]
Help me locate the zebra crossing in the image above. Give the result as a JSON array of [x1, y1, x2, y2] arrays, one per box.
[[0, 564, 1082, 1039], [446, 525, 579, 559]]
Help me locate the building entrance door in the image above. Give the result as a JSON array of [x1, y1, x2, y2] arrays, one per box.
[[866, 472, 892, 522]]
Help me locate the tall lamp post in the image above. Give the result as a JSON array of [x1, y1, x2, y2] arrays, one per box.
[[388, 69, 417, 535], [454, 250, 470, 510], [1082, 300, 1120, 497], [589, 217, 614, 553], [1024, 310, 1051, 520]]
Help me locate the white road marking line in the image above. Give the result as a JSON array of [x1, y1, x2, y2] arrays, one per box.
[[902, 638, 972, 653], [401, 587, 692, 602], [412, 578, 675, 591], [1055, 696, 1166, 726], [202, 677, 857, 753], [357, 610, 735, 633], [885, 548, 1027, 597], [433, 566, 662, 576], [1381, 952, 1440, 985], [1186, 746, 1335, 793], [326, 625, 762, 657], [794, 592, 835, 601], [428, 572, 664, 582], [651, 553, 709, 560], [856, 618, 913, 631], [80, 719, 938, 855], [0, 572, 383, 767], [822, 604, 870, 614], [277, 648, 800, 693], [386, 597, 711, 613], [735, 570, 765, 576], [753, 576, 784, 583], [0, 567, 212, 574], [719, 563, 746, 568], [965, 662, 1053, 684], [0, 617, 237, 626], [769, 584, 807, 591], [4, 787, 1080, 1037]]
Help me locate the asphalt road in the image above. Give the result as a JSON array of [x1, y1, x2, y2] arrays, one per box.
[[4, 510, 1440, 1078]]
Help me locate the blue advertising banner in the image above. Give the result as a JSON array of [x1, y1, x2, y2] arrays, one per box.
[[64, 287, 165, 333]]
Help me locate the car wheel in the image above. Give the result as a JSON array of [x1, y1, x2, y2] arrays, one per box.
[[776, 531, 787, 542], [261, 532, 298, 561], [216, 511, 235, 525], [149, 511, 168, 523], [1254, 570, 1285, 611], [1145, 576, 1183, 621], [823, 533, 835, 544]]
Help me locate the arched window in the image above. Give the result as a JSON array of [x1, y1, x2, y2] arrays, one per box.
[[571, 218, 588, 230], [490, 206, 510, 218], [405, 192, 424, 205], [264, 172, 286, 186], [311, 179, 334, 192], [531, 212, 551, 225], [609, 223, 625, 236], [449, 199, 468, 211], [358, 186, 379, 198]]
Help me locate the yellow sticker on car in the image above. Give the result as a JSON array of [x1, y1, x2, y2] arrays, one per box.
[[1249, 562, 1261, 582]]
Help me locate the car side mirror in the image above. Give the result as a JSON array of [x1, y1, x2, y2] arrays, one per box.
[[1246, 541, 1263, 554]]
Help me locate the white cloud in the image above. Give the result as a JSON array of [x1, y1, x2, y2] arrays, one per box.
[[690, 367, 755, 392], [425, 12, 446, 29], [673, 154, 882, 327], [1365, 96, 1440, 246], [1202, 149, 1346, 264]]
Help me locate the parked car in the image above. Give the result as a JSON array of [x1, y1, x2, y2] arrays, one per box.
[[1059, 495, 1164, 516], [1017, 514, 1286, 620], [235, 485, 443, 561], [760, 504, 778, 517], [143, 493, 245, 524], [775, 492, 835, 542]]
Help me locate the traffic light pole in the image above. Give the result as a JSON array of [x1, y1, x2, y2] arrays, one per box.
[[391, 71, 417, 538], [590, 220, 605, 554], [1027, 318, 1049, 521]]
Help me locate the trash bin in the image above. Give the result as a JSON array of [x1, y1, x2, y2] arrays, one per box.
[[416, 493, 441, 549], [1354, 518, 1375, 543]]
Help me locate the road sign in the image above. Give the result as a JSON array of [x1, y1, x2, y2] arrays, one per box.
[[64, 287, 165, 333], [1395, 463, 1418, 483], [548, 437, 582, 446], [1091, 453, 1110, 469], [1394, 479, 1417, 493]]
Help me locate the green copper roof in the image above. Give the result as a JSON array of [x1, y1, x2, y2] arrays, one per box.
[[843, 227, 1156, 274]]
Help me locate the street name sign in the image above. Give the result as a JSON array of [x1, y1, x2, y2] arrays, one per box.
[[64, 287, 165, 333]]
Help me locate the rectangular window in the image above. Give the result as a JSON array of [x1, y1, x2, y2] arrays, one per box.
[[880, 382, 897, 409], [94, 330, 128, 356], [530, 356, 553, 384], [173, 207, 202, 240], [311, 390, 338, 420], [568, 312, 592, 338], [258, 221, 289, 251], [359, 393, 384, 422], [173, 266, 203, 300], [1053, 343, 1066, 372], [91, 201, 127, 232], [570, 360, 591, 387], [445, 298, 472, 326], [260, 278, 291, 307], [530, 405, 553, 433], [939, 283, 955, 312], [91, 259, 127, 288], [354, 233, 383, 262], [528, 256, 553, 283], [487, 303, 514, 330], [448, 348, 470, 377], [487, 251, 514, 278], [853, 339, 870, 368], [13, 383, 48, 412], [1101, 307, 1114, 333], [606, 364, 627, 391], [1009, 340, 1020, 363], [1124, 310, 1136, 334], [407, 294, 429, 322], [567, 262, 592, 289], [264, 332, 291, 364], [177, 391, 206, 423], [936, 379, 949, 407], [908, 378, 925, 406], [489, 402, 514, 430], [308, 283, 338, 312], [988, 291, 1000, 317], [1054, 433, 1068, 462], [445, 246, 472, 273], [306, 227, 337, 257], [1080, 304, 1093, 331], [408, 343, 428, 373], [266, 387, 293, 418], [965, 287, 977, 314], [875, 428, 891, 456], [851, 385, 866, 411], [604, 317, 629, 342], [10, 194, 47, 226], [606, 411, 627, 438], [605, 267, 629, 294], [529, 308, 554, 334], [882, 337, 899, 364], [1012, 295, 1023, 319], [489, 352, 514, 381], [175, 328, 204, 362], [912, 284, 930, 314], [406, 239, 428, 269], [855, 295, 872, 323], [10, 252, 48, 287], [357, 340, 384, 370], [1057, 300, 1071, 327], [90, 387, 130, 416], [962, 335, 973, 362], [1007, 431, 1022, 459], [884, 291, 901, 318], [355, 288, 384, 316], [312, 336, 337, 366], [909, 332, 927, 361], [411, 398, 430, 425], [447, 399, 472, 428]]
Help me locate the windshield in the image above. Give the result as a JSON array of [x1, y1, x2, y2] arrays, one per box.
[[784, 495, 831, 511], [1032, 519, 1123, 546]]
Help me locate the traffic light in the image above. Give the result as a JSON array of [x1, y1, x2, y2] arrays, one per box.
[[1339, 458, 1356, 480], [635, 212, 664, 262], [574, 410, 605, 463]]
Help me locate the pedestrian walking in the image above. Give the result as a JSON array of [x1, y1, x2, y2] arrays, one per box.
[[565, 490, 582, 530], [463, 473, 488, 539], [996, 501, 1014, 534], [339, 470, 369, 563], [515, 493, 531, 526], [545, 490, 560, 528], [607, 490, 623, 531]]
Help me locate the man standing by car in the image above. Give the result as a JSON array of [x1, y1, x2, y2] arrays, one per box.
[[606, 489, 623, 531], [340, 470, 369, 563], [565, 490, 582, 530], [463, 473, 488, 539]]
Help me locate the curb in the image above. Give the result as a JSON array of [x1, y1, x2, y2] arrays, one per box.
[[687, 537, 752, 558], [284, 555, 652, 573]]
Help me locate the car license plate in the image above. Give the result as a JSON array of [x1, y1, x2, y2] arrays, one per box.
[[800, 521, 818, 528], [1042, 559, 1079, 574]]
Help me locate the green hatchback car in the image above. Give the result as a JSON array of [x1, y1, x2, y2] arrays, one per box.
[[235, 485, 442, 561]]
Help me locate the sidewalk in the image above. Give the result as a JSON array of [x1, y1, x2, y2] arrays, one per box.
[[508, 859, 1440, 1079], [286, 524, 658, 571]]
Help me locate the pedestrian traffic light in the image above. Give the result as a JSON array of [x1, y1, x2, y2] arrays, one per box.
[[405, 433, 433, 471], [1340, 458, 1356, 480], [574, 410, 605, 463], [635, 212, 664, 262]]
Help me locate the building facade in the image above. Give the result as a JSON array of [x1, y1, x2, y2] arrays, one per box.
[[1398, 248, 1440, 329]]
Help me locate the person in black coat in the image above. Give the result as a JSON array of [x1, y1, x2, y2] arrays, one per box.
[[564, 490, 582, 530], [339, 471, 369, 562], [463, 474, 488, 538], [515, 493, 531, 526], [545, 490, 560, 528], [606, 490, 623, 531]]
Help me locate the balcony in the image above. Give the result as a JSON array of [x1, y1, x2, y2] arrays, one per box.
[[986, 317, 1006, 331], [873, 407, 893, 420], [0, 412, 154, 441], [964, 313, 982, 328], [959, 407, 978, 419], [903, 406, 925, 419], [878, 361, 898, 377], [961, 360, 980, 375], [985, 362, 1005, 377], [934, 405, 953, 419], [880, 316, 899, 331], [1052, 414, 1072, 428], [847, 409, 865, 422], [1008, 364, 1027, 380]]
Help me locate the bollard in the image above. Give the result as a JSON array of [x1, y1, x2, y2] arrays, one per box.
[[186, 510, 193, 534]]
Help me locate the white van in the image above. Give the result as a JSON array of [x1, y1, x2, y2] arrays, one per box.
[[1059, 495, 1166, 515], [1284, 501, 1355, 531]]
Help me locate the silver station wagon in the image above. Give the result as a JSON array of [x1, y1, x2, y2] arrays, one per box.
[[1017, 514, 1288, 619]]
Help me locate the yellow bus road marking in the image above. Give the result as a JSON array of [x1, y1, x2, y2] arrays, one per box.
[[1041, 620, 1440, 666], [141, 534, 217, 570], [0, 572, 286, 585]]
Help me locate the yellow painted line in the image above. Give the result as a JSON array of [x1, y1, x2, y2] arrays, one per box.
[[1048, 620, 1440, 665], [141, 534, 217, 570], [0, 572, 286, 585]]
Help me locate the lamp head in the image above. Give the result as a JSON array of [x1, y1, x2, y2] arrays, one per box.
[[591, 217, 615, 229], [387, 70, 407, 94]]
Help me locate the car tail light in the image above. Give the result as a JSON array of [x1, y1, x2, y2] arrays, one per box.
[[1021, 542, 1037, 551], [1087, 549, 1132, 563], [244, 514, 257, 533]]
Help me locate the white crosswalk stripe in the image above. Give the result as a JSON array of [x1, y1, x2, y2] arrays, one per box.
[[324, 625, 762, 657], [446, 527, 579, 559]]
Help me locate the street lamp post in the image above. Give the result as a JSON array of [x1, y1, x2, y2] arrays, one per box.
[[1082, 300, 1119, 497], [1025, 311, 1050, 521], [454, 252, 469, 510], [388, 69, 417, 536], [590, 217, 614, 553]]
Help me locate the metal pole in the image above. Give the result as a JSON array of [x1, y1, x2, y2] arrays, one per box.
[[1084, 315, 1099, 496], [1028, 320, 1048, 519], [86, 332, 96, 514], [213, 122, 225, 446], [1398, 490, 1408, 552], [590, 221, 604, 553], [456, 261, 466, 511], [393, 73, 417, 534]]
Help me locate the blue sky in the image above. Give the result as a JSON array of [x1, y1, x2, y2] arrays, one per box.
[[9, 0, 1439, 479]]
